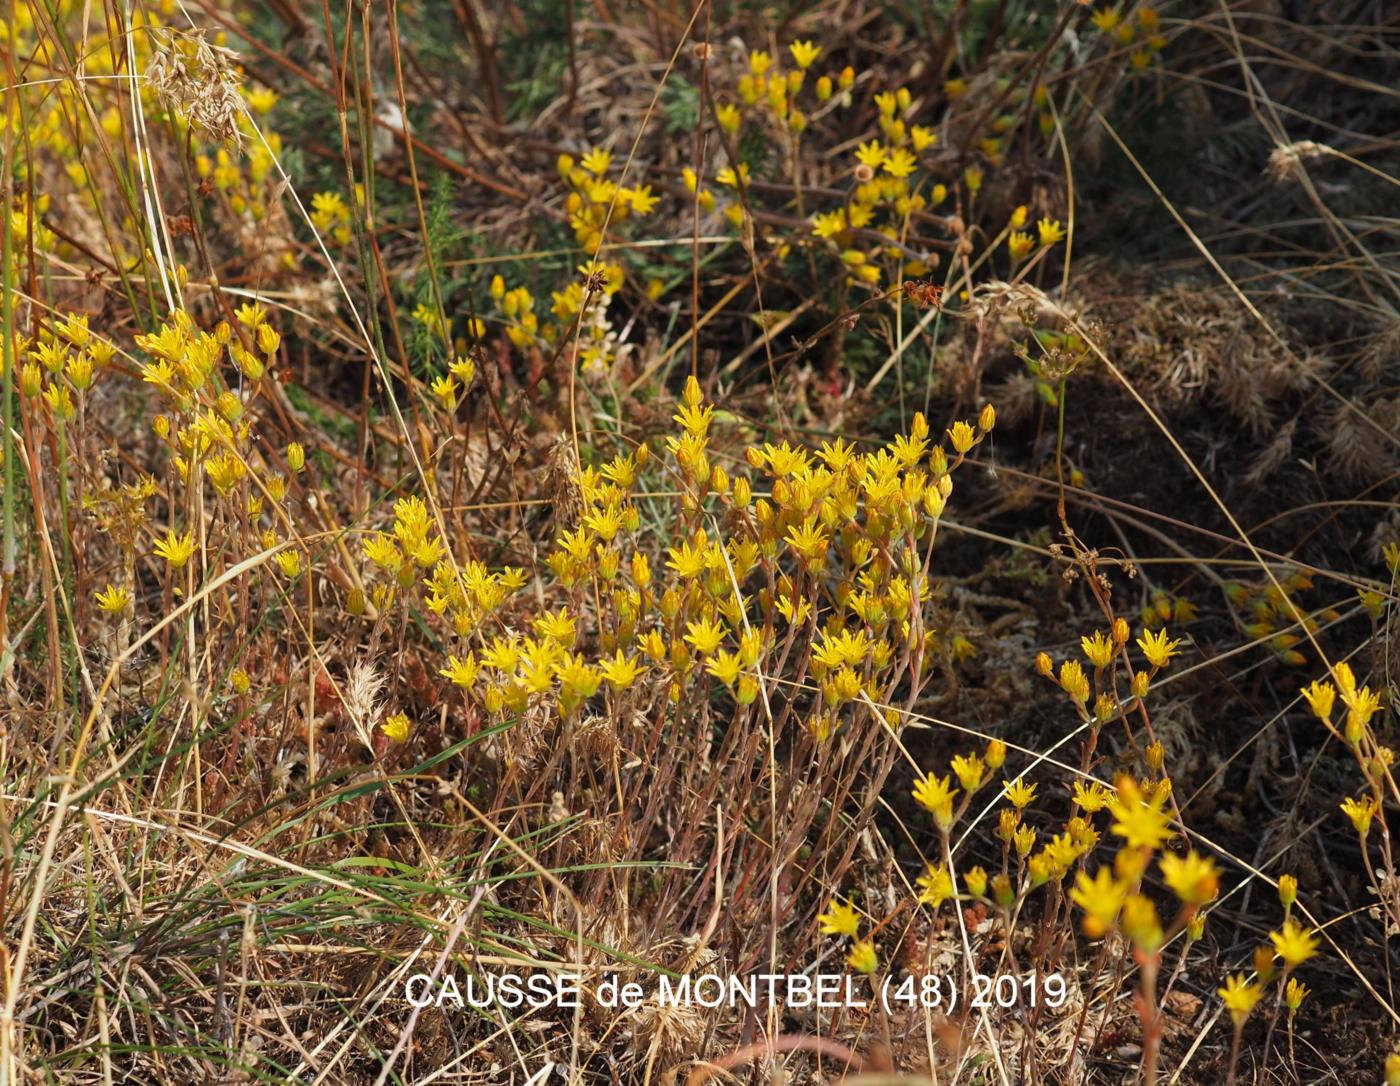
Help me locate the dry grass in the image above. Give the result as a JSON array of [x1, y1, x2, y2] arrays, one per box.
[[1, 1, 1398, 1083]]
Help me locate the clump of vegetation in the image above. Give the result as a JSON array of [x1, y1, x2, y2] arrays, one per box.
[[1, 0, 1397, 1082]]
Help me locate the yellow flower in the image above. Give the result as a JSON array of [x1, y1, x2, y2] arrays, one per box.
[[1159, 850, 1219, 905], [440, 654, 482, 689], [1081, 630, 1114, 669], [854, 140, 887, 170], [95, 584, 131, 614], [1008, 230, 1034, 262], [788, 39, 821, 69], [1332, 660, 1357, 697], [626, 185, 659, 215], [65, 354, 94, 391], [812, 209, 846, 239], [818, 899, 861, 937], [1108, 776, 1173, 850], [1278, 874, 1298, 907], [1091, 7, 1121, 33], [1037, 218, 1067, 246], [916, 863, 954, 907], [775, 592, 812, 626], [42, 383, 75, 421], [1298, 679, 1335, 721], [1004, 777, 1037, 810], [431, 374, 458, 409], [1069, 866, 1125, 938], [1343, 684, 1381, 743], [683, 616, 727, 657], [1284, 977, 1309, 1012], [450, 355, 477, 386], [882, 148, 917, 178], [1218, 974, 1263, 1028], [951, 753, 985, 792], [1340, 795, 1378, 836], [245, 85, 278, 114], [555, 652, 603, 708], [381, 712, 411, 743], [275, 550, 303, 578], [1136, 626, 1181, 668], [1059, 659, 1090, 703], [363, 533, 403, 571], [667, 536, 707, 579], [1072, 780, 1113, 812], [599, 649, 645, 691], [814, 628, 872, 671], [912, 773, 958, 819], [785, 518, 829, 565], [715, 103, 741, 134], [715, 163, 750, 188], [257, 323, 281, 356], [709, 648, 749, 688], [1269, 919, 1318, 968], [154, 529, 197, 569], [533, 606, 578, 647], [580, 147, 611, 176], [846, 939, 878, 975]]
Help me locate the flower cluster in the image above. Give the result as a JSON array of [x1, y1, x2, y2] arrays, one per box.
[[359, 376, 992, 745], [120, 303, 301, 583], [485, 261, 633, 378], [1033, 618, 1182, 730], [1223, 569, 1334, 667], [309, 189, 359, 248], [809, 85, 944, 287], [556, 147, 659, 253], [1217, 875, 1316, 1034], [817, 897, 879, 975], [1089, 5, 1169, 71], [727, 40, 850, 139], [15, 312, 117, 426], [701, 43, 853, 232]]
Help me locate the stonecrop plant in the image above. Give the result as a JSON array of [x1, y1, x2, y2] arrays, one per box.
[[3, 0, 1398, 1082], [365, 377, 995, 747]]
